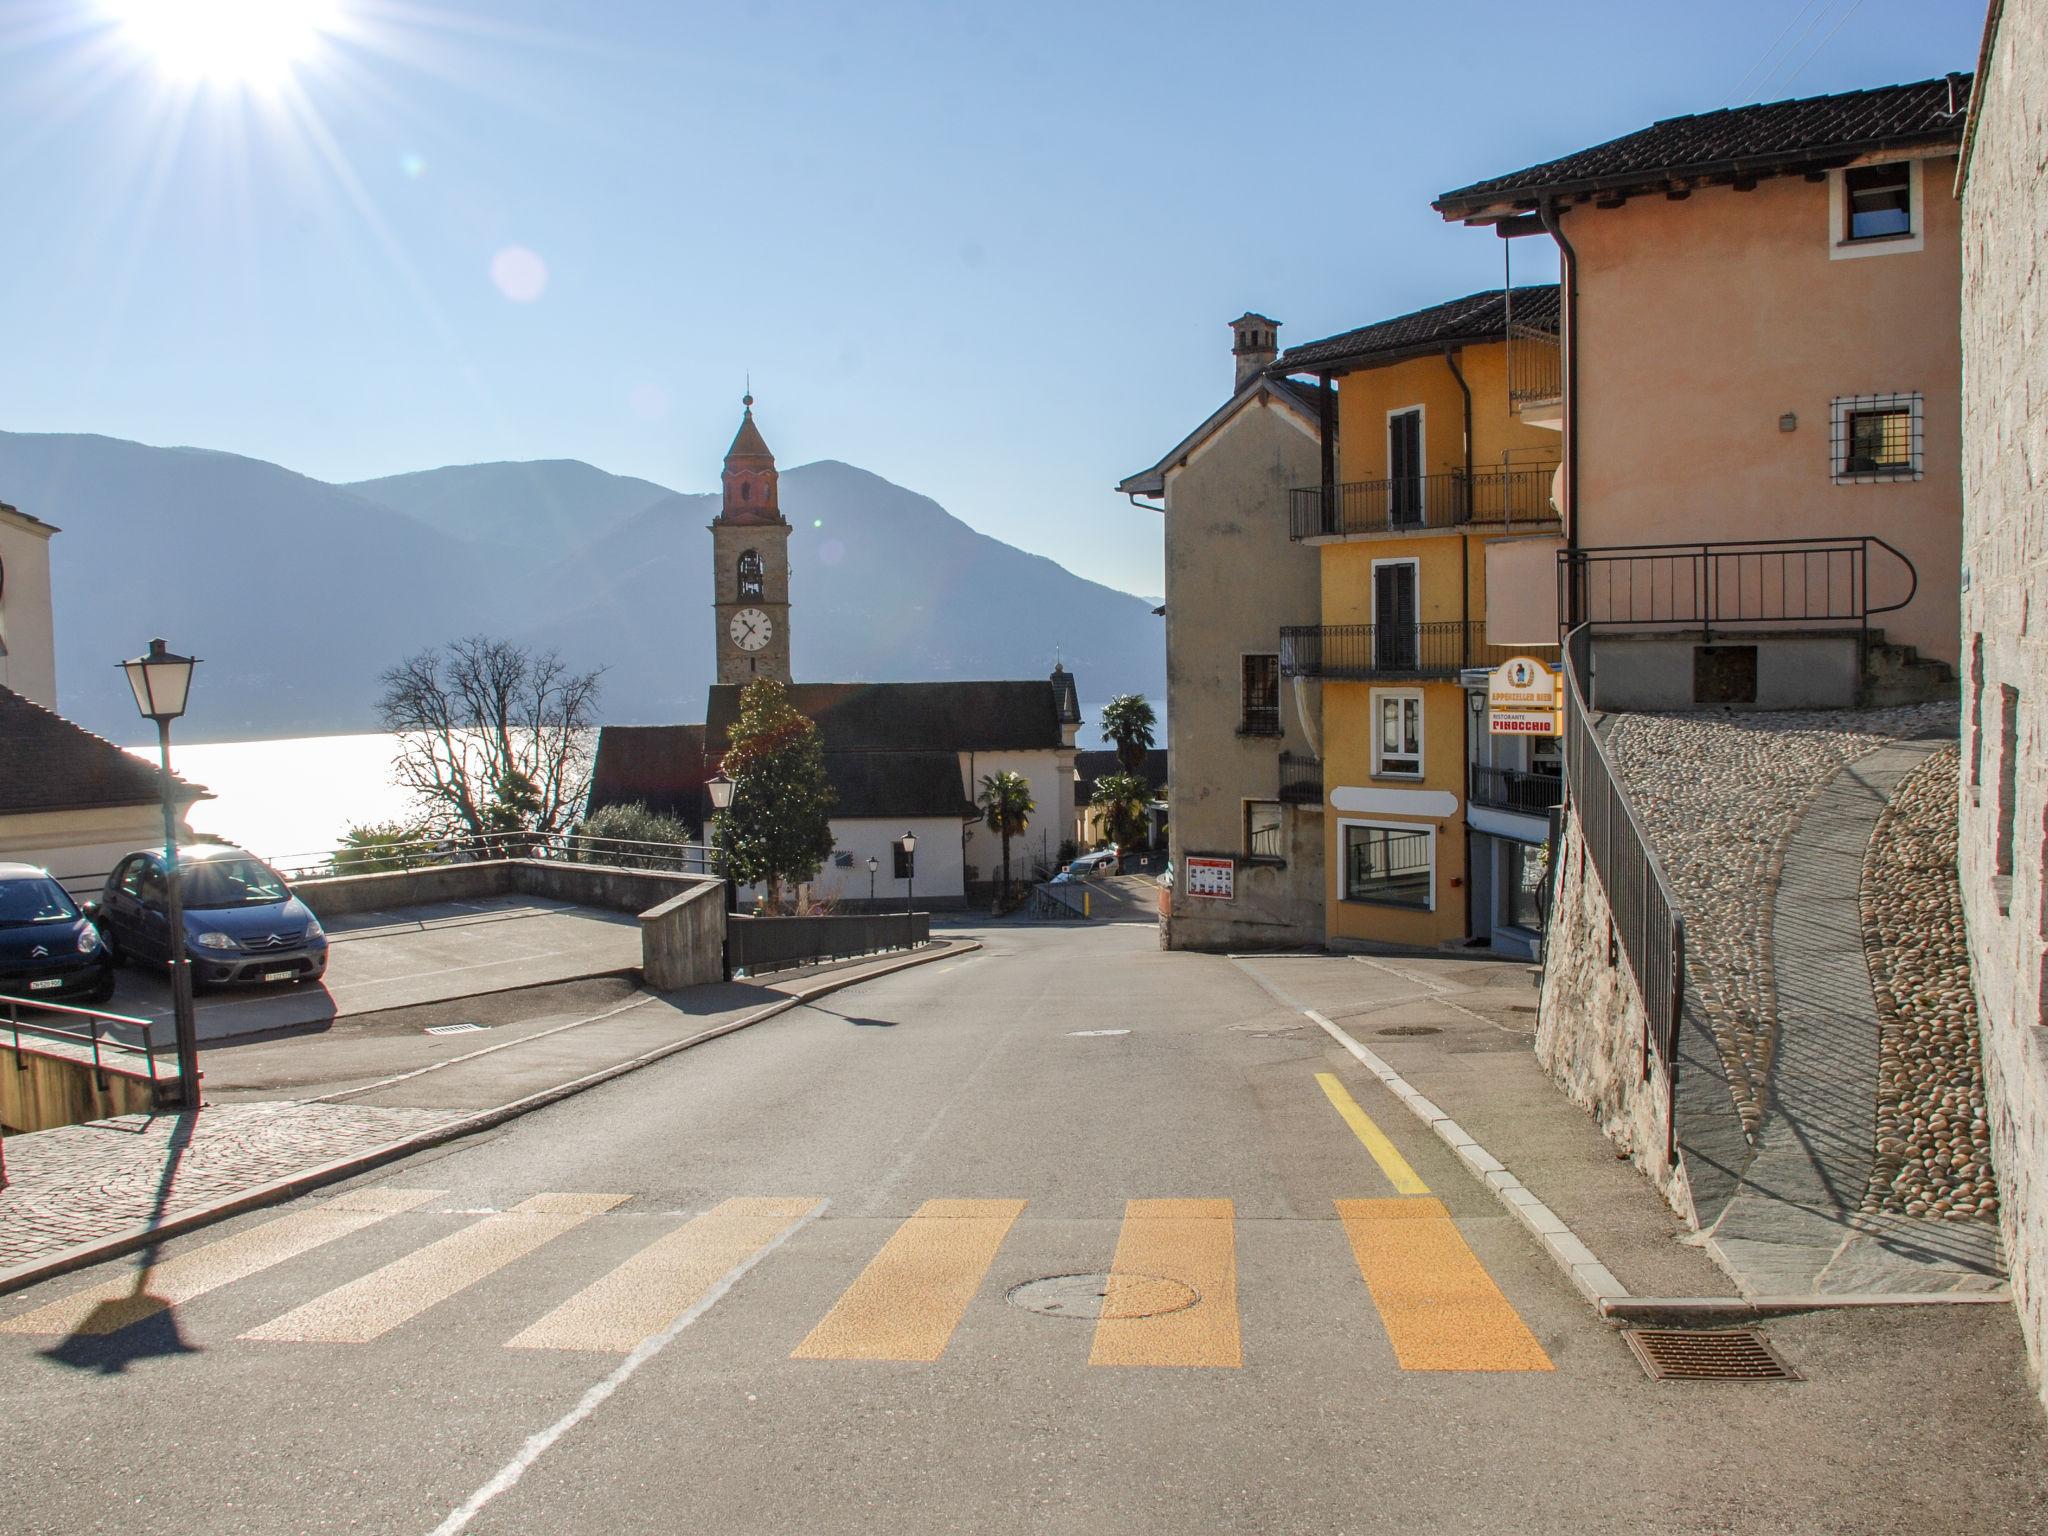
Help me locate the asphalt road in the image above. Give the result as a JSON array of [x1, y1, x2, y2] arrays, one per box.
[[4, 921, 2045, 1534]]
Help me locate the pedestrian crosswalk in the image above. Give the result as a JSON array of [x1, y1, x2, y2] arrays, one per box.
[[1, 1187, 1554, 1374]]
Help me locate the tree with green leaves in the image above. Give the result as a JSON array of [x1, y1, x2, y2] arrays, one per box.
[[715, 679, 836, 912], [977, 770, 1036, 908], [1099, 694, 1158, 773], [1090, 771, 1151, 861]]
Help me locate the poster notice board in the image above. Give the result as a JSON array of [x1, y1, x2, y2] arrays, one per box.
[[1184, 856, 1235, 901]]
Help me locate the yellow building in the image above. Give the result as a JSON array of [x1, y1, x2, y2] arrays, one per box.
[[1271, 288, 1563, 954]]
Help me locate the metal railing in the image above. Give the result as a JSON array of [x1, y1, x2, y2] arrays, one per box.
[[1561, 625, 1685, 1164], [1507, 323, 1561, 408], [1468, 764, 1564, 816], [1280, 621, 1524, 681], [4, 994, 164, 1094], [1278, 754, 1323, 805], [1288, 466, 1558, 540], [1238, 703, 1281, 737], [1342, 824, 1434, 908], [1029, 882, 1089, 920], [1559, 536, 1919, 643], [725, 911, 930, 976]]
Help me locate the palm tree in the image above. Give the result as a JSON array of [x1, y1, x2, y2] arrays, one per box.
[[978, 770, 1035, 908], [1099, 694, 1158, 774], [1090, 772, 1151, 865]]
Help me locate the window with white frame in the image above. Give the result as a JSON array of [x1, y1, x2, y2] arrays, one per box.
[[1830, 393, 1923, 482], [1342, 821, 1433, 909], [1372, 689, 1423, 777], [1828, 160, 1923, 258]]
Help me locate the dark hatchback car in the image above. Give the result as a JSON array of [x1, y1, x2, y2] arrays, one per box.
[[0, 862, 115, 1006], [101, 845, 329, 989]]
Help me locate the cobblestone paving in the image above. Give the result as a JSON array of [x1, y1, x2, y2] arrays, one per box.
[[1860, 744, 2000, 1222], [1605, 701, 1957, 1138], [0, 1101, 465, 1270]]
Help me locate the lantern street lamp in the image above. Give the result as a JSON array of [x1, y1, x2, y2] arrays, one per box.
[[120, 639, 201, 1111], [705, 770, 738, 980], [896, 830, 917, 916], [865, 855, 879, 907]]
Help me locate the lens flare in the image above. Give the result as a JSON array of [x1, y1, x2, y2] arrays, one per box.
[[490, 245, 548, 303], [109, 0, 340, 89]]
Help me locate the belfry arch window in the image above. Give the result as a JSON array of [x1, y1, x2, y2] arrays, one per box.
[[740, 480, 752, 502], [737, 550, 765, 599]]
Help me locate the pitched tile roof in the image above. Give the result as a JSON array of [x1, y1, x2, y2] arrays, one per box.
[[1435, 75, 1972, 218], [821, 751, 975, 820], [0, 685, 206, 816], [1116, 374, 1323, 497], [586, 723, 709, 821], [1272, 286, 1559, 376], [705, 681, 1067, 755]]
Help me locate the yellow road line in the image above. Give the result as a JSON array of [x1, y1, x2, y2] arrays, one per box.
[[791, 1198, 1025, 1362], [1316, 1072, 1429, 1195], [1336, 1197, 1552, 1372], [0, 1188, 443, 1338], [508, 1197, 821, 1353], [1089, 1198, 1240, 1369], [241, 1192, 627, 1344]]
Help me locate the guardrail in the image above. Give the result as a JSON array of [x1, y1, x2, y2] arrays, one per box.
[[3, 994, 164, 1093], [1561, 625, 1685, 1164], [1280, 621, 1525, 681], [1287, 466, 1558, 540], [1468, 764, 1564, 816], [1559, 536, 1919, 643], [725, 911, 930, 976], [1029, 882, 1089, 920]]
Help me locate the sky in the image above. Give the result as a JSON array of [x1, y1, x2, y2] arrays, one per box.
[[0, 0, 1988, 600]]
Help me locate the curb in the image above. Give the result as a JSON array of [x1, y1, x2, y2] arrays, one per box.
[[0, 940, 975, 1299], [1600, 1290, 2013, 1323]]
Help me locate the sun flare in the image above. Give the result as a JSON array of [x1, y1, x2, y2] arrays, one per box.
[[108, 0, 339, 89]]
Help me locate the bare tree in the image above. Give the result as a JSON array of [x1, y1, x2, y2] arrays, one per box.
[[376, 636, 602, 841]]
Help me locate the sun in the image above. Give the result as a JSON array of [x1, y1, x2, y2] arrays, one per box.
[[108, 0, 340, 89]]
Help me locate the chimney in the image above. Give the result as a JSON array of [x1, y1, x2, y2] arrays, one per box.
[[1230, 313, 1280, 390]]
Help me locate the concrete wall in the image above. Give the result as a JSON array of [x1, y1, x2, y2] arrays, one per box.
[[1, 803, 195, 897], [1958, 0, 2048, 1414], [639, 881, 727, 991], [0, 505, 58, 709], [803, 817, 965, 911], [1587, 634, 1863, 711], [1158, 391, 1325, 950], [1570, 159, 1963, 665]]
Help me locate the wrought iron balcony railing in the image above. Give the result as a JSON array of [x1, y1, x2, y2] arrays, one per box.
[[1288, 466, 1558, 540], [1468, 764, 1564, 816], [1278, 753, 1322, 805], [1280, 621, 1522, 681], [1559, 536, 1920, 642], [1507, 323, 1561, 409]]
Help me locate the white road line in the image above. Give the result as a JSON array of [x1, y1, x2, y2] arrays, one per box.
[[424, 1199, 827, 1536]]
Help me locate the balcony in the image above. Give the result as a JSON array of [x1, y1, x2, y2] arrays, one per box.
[[1507, 324, 1561, 413], [1287, 466, 1557, 541], [1278, 753, 1322, 805], [1280, 621, 1522, 681], [1468, 764, 1563, 817]]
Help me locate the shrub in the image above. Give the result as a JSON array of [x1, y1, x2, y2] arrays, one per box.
[[570, 802, 701, 871]]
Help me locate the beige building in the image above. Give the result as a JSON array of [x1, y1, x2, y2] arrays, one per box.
[[1437, 77, 1969, 708], [0, 500, 58, 708], [1121, 316, 1325, 949], [1958, 0, 2048, 1416]]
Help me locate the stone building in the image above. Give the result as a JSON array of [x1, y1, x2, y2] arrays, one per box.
[[0, 500, 58, 708], [1119, 316, 1325, 949], [1957, 0, 2048, 1414]]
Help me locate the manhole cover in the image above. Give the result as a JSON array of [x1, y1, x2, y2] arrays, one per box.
[[1623, 1328, 1798, 1382], [1006, 1272, 1198, 1320], [424, 1022, 487, 1036], [1376, 1025, 1440, 1037]]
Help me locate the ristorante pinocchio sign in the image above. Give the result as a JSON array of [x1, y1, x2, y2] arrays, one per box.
[[1487, 655, 1562, 736]]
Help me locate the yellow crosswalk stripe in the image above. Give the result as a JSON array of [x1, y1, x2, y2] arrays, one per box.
[[241, 1192, 627, 1344], [1316, 1072, 1429, 1195], [1089, 1198, 1240, 1369], [791, 1198, 1025, 1362], [0, 1189, 444, 1338], [1335, 1197, 1552, 1372], [508, 1197, 822, 1353]]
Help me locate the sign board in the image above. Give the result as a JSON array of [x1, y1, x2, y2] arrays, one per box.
[[1184, 856, 1235, 901], [1487, 655, 1561, 737]]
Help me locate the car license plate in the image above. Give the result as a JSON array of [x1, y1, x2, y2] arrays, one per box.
[[28, 977, 63, 991], [262, 969, 296, 982]]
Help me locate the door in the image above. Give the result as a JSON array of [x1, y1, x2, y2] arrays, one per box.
[[1388, 409, 1423, 525], [1374, 562, 1419, 672]]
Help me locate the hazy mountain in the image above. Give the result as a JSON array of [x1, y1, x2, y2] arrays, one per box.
[[0, 432, 1163, 743]]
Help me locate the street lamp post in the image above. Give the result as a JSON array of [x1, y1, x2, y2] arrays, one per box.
[[865, 855, 878, 907], [120, 639, 200, 1112], [897, 830, 917, 917], [706, 770, 737, 981]]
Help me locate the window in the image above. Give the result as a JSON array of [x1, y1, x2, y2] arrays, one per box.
[[737, 549, 765, 598], [1844, 163, 1911, 241], [894, 843, 915, 881], [1830, 393, 1923, 483], [1343, 822, 1433, 909], [1240, 653, 1280, 735], [1996, 684, 2019, 913], [1245, 801, 1283, 860], [1372, 689, 1423, 777], [1371, 560, 1419, 671], [1387, 407, 1424, 525], [1504, 841, 1545, 932]]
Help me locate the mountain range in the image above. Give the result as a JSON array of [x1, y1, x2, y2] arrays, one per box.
[[0, 431, 1164, 744]]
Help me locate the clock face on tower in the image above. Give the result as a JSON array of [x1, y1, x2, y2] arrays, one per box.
[[728, 608, 774, 652]]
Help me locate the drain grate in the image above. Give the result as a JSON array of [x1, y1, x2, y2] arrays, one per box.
[[1624, 1328, 1798, 1382], [424, 1022, 487, 1036]]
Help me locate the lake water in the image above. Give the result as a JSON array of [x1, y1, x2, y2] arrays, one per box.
[[125, 733, 423, 861]]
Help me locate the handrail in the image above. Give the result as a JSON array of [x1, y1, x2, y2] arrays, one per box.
[[2, 994, 162, 1091], [1560, 535, 1920, 642], [1288, 465, 1558, 540]]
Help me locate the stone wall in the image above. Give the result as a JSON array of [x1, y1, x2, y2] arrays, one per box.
[[638, 881, 727, 992], [1958, 0, 2048, 1413]]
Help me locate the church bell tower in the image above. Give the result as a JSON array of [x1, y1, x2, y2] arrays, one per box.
[[710, 393, 793, 687]]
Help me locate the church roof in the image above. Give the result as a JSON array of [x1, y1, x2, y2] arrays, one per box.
[[725, 400, 774, 464], [705, 681, 1068, 755], [0, 685, 208, 816], [823, 751, 976, 820], [585, 723, 709, 821]]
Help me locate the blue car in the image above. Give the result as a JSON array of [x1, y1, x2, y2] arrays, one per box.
[[0, 863, 115, 1006], [100, 845, 328, 989]]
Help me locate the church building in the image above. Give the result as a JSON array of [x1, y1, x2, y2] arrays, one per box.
[[587, 398, 1081, 909]]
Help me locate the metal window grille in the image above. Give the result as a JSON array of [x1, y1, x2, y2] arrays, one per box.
[[1241, 653, 1281, 734], [1830, 393, 1923, 482]]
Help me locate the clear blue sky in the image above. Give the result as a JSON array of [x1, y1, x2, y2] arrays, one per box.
[[0, 0, 1984, 598]]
